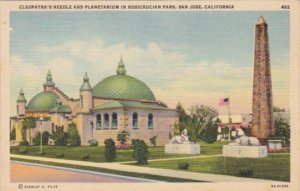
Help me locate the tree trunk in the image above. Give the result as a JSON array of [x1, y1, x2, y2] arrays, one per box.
[[29, 128, 32, 146]]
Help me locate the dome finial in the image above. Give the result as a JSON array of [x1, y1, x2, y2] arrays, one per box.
[[84, 72, 89, 82], [80, 72, 92, 91], [17, 88, 27, 102], [46, 69, 53, 82], [20, 88, 24, 95], [117, 55, 126, 75], [44, 70, 55, 87]]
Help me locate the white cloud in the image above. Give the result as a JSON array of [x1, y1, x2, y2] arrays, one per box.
[[10, 37, 289, 115]]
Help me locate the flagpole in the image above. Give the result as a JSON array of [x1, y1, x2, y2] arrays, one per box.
[[227, 97, 231, 142]]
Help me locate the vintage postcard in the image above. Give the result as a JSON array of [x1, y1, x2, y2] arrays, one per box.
[[0, 0, 299, 191]]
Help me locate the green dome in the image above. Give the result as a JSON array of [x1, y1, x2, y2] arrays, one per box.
[[93, 58, 155, 101], [27, 92, 59, 112], [93, 75, 156, 101]]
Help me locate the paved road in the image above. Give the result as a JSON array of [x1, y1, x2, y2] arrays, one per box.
[[11, 161, 155, 183]]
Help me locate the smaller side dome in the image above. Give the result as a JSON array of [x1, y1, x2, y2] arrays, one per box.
[[17, 88, 27, 102], [80, 72, 93, 91], [26, 92, 59, 112]]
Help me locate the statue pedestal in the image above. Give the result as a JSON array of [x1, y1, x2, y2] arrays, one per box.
[[165, 143, 200, 154], [222, 145, 268, 158]]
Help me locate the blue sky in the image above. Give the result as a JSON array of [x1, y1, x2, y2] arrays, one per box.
[[10, 11, 289, 115]]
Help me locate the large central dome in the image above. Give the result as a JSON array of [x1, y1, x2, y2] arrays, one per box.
[[92, 58, 156, 101]]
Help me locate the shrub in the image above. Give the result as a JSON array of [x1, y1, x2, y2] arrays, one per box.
[[51, 125, 68, 146], [88, 139, 98, 146], [18, 148, 28, 154], [149, 135, 158, 147], [117, 130, 130, 144], [133, 139, 148, 165], [131, 139, 138, 148], [55, 153, 64, 157], [81, 154, 90, 160], [239, 167, 253, 177], [19, 141, 29, 146], [104, 138, 116, 162], [33, 131, 50, 146], [67, 123, 81, 146], [178, 162, 189, 170]]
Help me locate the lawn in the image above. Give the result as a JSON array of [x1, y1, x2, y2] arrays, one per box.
[[10, 145, 190, 162], [143, 153, 290, 181], [10, 141, 228, 162]]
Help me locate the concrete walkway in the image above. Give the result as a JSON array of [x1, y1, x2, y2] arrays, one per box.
[[119, 154, 223, 164], [11, 154, 279, 183]]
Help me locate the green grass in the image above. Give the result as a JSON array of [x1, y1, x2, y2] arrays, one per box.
[[142, 154, 290, 181], [10, 141, 229, 162], [10, 146, 191, 162], [11, 157, 204, 182]]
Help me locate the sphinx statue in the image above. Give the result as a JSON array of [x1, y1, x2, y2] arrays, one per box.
[[170, 128, 190, 144], [229, 135, 261, 146]]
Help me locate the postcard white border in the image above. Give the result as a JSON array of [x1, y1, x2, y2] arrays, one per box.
[[1, 1, 299, 191]]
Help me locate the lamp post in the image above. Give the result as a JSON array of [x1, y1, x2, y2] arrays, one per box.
[[39, 117, 44, 153]]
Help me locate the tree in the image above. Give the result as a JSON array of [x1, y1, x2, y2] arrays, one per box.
[[176, 102, 189, 132], [274, 114, 290, 145], [189, 105, 218, 123], [201, 122, 218, 143], [182, 115, 207, 143], [67, 123, 81, 146], [22, 117, 36, 145], [182, 105, 219, 143], [273, 106, 285, 112]]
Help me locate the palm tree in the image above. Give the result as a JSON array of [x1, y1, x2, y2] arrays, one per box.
[[22, 117, 36, 145], [182, 115, 207, 143]]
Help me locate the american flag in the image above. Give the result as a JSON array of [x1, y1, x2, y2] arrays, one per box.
[[219, 98, 229, 106]]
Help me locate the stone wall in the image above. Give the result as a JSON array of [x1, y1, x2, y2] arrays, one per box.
[[92, 108, 177, 146]]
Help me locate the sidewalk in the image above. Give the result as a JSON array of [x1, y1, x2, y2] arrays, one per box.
[[119, 154, 223, 164], [11, 154, 279, 183]]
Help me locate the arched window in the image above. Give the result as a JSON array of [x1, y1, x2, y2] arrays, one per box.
[[132, 112, 138, 129], [96, 114, 101, 129], [80, 95, 83, 108], [112, 113, 118, 129], [148, 113, 153, 129], [104, 113, 109, 129]]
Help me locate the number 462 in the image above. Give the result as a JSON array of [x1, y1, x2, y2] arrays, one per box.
[[281, 5, 290, 9]]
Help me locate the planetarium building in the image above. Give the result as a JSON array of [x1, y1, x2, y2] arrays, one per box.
[[11, 58, 178, 146]]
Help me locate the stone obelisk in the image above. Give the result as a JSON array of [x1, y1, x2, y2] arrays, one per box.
[[252, 16, 275, 143]]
